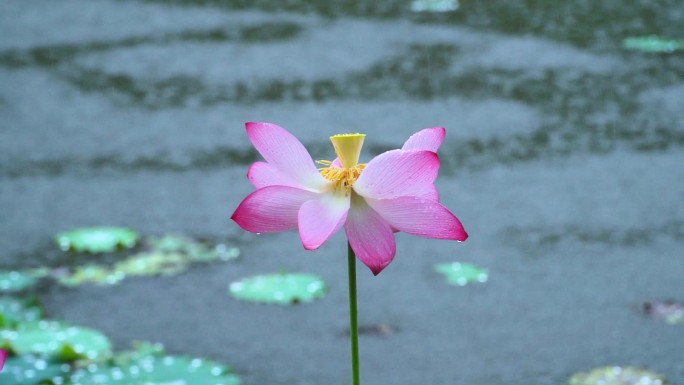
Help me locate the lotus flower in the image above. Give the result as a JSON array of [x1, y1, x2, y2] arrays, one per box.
[[0, 348, 6, 371], [231, 122, 467, 274]]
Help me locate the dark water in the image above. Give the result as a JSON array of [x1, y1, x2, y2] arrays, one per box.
[[1, 1, 683, 384]]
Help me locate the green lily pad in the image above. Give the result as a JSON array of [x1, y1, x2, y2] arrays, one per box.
[[1, 320, 112, 360], [57, 265, 125, 287], [229, 273, 327, 305], [148, 235, 240, 262], [435, 262, 488, 286], [410, 0, 459, 12], [56, 227, 140, 253], [114, 252, 189, 277], [69, 353, 241, 385], [0, 297, 43, 327], [0, 269, 48, 293], [0, 354, 71, 385], [622, 36, 683, 53], [569, 366, 668, 385]]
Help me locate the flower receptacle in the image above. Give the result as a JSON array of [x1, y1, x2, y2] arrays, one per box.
[[330, 133, 366, 169]]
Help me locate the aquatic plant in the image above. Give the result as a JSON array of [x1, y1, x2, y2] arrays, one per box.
[[435, 262, 488, 286], [232, 122, 468, 385], [55, 227, 140, 253], [229, 272, 327, 304]]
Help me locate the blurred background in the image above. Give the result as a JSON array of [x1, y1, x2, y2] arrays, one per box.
[[1, 1, 683, 384]]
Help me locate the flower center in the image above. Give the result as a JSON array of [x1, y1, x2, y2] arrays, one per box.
[[319, 164, 365, 195], [318, 132, 367, 195]]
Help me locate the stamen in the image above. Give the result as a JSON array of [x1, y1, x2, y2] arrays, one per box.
[[320, 164, 366, 195]]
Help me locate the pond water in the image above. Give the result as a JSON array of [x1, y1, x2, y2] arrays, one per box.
[[1, 1, 683, 384]]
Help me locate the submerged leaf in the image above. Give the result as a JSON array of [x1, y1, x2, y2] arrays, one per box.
[[643, 300, 684, 325], [569, 366, 668, 385], [114, 252, 189, 277], [148, 235, 240, 262], [56, 227, 140, 253], [57, 265, 125, 287], [229, 273, 327, 305], [435, 262, 488, 286]]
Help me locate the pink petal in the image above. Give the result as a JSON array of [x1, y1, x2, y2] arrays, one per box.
[[247, 161, 303, 189], [345, 195, 396, 275], [232, 186, 317, 233], [298, 194, 350, 250], [246, 122, 328, 190], [401, 127, 446, 152], [0, 348, 6, 371], [367, 196, 468, 241], [353, 150, 440, 199]]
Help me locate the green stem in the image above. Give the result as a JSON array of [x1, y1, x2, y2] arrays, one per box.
[[347, 242, 360, 385]]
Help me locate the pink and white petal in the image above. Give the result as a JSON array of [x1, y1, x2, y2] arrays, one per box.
[[345, 195, 396, 275], [298, 194, 350, 250], [331, 158, 343, 167], [231, 186, 317, 233], [401, 127, 446, 152], [354, 149, 440, 199], [416, 184, 440, 201], [247, 161, 303, 189], [367, 196, 468, 241], [246, 122, 328, 190]]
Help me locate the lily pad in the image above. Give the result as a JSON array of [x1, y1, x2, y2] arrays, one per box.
[[0, 269, 48, 293], [148, 235, 240, 262], [410, 0, 458, 12], [56, 227, 140, 253], [69, 353, 241, 385], [114, 252, 189, 277], [0, 354, 71, 385], [0, 297, 43, 327], [622, 36, 683, 53], [569, 366, 667, 385], [57, 265, 125, 287], [229, 273, 327, 305], [435, 262, 488, 286], [1, 320, 112, 360]]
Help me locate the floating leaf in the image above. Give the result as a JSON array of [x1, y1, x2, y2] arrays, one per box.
[[0, 297, 43, 327], [643, 300, 684, 325], [114, 252, 189, 277], [435, 262, 488, 286], [202, 243, 241, 262], [56, 227, 140, 253], [148, 235, 240, 262], [569, 366, 667, 385], [229, 273, 327, 305], [410, 0, 458, 12], [1, 320, 112, 360], [69, 353, 241, 385], [0, 354, 71, 385], [0, 269, 47, 293], [622, 36, 683, 53], [56, 265, 125, 287]]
